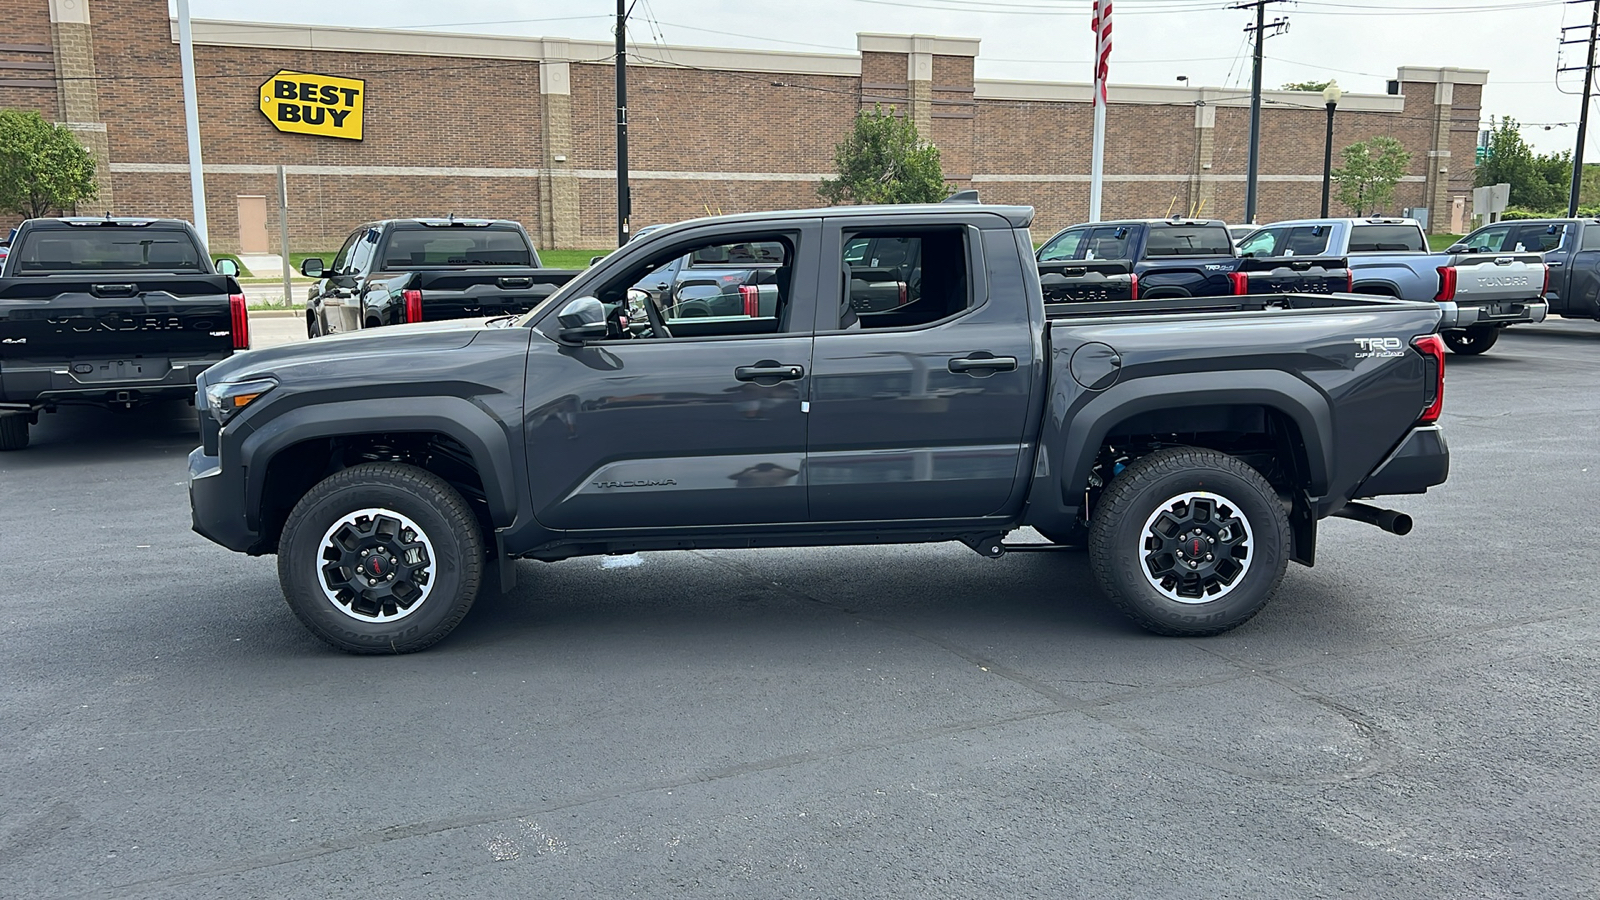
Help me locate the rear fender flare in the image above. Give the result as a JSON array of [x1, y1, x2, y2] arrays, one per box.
[[1057, 371, 1333, 506], [238, 397, 517, 531]]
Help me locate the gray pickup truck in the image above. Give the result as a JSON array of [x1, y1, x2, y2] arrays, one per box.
[[189, 202, 1451, 654], [1239, 217, 1548, 354], [1449, 217, 1600, 322]]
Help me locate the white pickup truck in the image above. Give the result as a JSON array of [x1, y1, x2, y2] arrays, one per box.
[[1238, 217, 1548, 355]]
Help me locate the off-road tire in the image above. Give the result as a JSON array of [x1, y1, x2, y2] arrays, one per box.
[[277, 462, 483, 654], [1441, 325, 1499, 355], [0, 414, 29, 451], [1088, 447, 1290, 636]]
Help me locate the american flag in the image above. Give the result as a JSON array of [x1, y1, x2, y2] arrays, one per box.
[[1091, 1, 1112, 104]]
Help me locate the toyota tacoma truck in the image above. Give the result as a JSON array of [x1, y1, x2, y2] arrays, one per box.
[[1034, 218, 1351, 300], [302, 218, 580, 337], [1239, 217, 1549, 354], [0, 216, 247, 450], [190, 202, 1451, 654], [1448, 217, 1600, 322]]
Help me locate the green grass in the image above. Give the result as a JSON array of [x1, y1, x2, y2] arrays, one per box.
[[539, 248, 612, 269], [1428, 233, 1464, 251]]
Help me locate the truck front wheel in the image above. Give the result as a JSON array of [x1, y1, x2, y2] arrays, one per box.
[[277, 462, 483, 654], [1088, 448, 1290, 636], [1441, 325, 1500, 355]]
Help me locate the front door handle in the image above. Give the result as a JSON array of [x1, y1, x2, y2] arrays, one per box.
[[735, 362, 804, 383], [1548, 260, 1564, 267], [949, 355, 1018, 374]]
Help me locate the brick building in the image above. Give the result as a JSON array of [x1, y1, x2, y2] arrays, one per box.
[[2, 0, 1488, 252]]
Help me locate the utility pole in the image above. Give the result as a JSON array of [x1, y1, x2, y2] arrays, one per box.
[[616, 0, 632, 247], [1231, 0, 1288, 225], [1560, 0, 1600, 217]]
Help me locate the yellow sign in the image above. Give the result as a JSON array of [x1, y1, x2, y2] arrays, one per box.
[[259, 70, 364, 140]]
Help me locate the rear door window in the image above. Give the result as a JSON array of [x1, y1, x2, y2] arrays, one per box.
[[1507, 223, 1566, 253], [1084, 226, 1132, 261]]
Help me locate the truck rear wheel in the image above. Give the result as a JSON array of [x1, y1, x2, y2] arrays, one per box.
[[1088, 447, 1290, 636], [0, 414, 28, 451], [277, 462, 483, 654], [1441, 325, 1499, 355]]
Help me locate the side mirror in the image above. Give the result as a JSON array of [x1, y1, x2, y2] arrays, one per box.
[[1446, 243, 1468, 254], [215, 258, 240, 277], [300, 257, 325, 278], [556, 297, 609, 343]]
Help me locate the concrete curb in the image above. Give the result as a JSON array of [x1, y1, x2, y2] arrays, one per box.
[[248, 309, 302, 319]]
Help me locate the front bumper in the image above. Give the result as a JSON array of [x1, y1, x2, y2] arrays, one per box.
[[188, 446, 261, 553], [1353, 425, 1450, 498]]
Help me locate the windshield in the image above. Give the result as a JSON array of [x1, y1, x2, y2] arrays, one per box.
[[9, 227, 205, 274], [381, 227, 533, 267]]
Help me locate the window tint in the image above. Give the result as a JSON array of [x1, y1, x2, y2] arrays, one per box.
[[1236, 229, 1280, 257], [1144, 224, 1233, 256], [382, 227, 532, 267], [1037, 229, 1085, 262], [588, 232, 799, 340], [839, 227, 969, 330], [1508, 224, 1566, 253], [1084, 226, 1132, 261], [10, 227, 204, 273], [1349, 224, 1426, 253]]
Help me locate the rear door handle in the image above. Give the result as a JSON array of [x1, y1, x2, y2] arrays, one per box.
[[735, 362, 804, 383], [948, 355, 1017, 374]]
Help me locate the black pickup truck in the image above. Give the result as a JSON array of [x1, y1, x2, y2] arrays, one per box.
[[1036, 218, 1350, 300], [190, 202, 1450, 654], [0, 217, 246, 450], [302, 218, 580, 337]]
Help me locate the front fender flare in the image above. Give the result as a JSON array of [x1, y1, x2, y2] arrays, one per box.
[[238, 397, 519, 532]]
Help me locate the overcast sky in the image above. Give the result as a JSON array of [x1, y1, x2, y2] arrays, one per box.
[[190, 0, 1586, 155]]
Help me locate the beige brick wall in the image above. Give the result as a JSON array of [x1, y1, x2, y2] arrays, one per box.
[[0, 2, 1485, 249]]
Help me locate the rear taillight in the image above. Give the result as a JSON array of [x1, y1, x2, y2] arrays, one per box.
[[1412, 334, 1445, 425], [1228, 272, 1249, 295], [229, 293, 249, 350], [1435, 266, 1456, 302], [1542, 264, 1550, 297], [1346, 270, 1354, 293], [898, 282, 908, 306], [1129, 272, 1140, 300], [739, 284, 759, 317], [402, 289, 423, 323]]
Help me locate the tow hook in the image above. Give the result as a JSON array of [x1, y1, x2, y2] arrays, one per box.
[[1332, 502, 1414, 535]]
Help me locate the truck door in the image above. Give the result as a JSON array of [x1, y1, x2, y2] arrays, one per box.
[[806, 215, 1037, 522], [1507, 223, 1570, 314], [524, 220, 821, 529], [1563, 223, 1600, 319]]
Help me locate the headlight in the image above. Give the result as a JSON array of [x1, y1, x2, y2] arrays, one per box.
[[203, 377, 277, 425]]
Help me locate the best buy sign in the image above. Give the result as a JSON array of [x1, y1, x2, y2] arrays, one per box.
[[259, 71, 364, 140]]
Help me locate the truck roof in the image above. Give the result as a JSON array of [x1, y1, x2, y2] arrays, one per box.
[[22, 216, 197, 230], [372, 218, 527, 229], [632, 204, 1036, 236], [1253, 217, 1421, 229], [1082, 218, 1227, 227]]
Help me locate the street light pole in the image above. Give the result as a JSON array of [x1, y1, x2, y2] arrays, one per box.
[[1320, 81, 1342, 217]]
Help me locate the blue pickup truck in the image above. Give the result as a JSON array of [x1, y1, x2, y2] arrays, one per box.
[[1035, 218, 1349, 299]]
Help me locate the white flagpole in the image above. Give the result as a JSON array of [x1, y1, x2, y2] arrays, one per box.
[[176, 0, 208, 248], [1088, 2, 1108, 222]]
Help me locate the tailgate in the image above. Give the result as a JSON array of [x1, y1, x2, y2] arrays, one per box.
[[413, 268, 577, 320], [0, 275, 236, 359], [1039, 260, 1136, 303], [1448, 253, 1545, 304], [1235, 256, 1350, 295]]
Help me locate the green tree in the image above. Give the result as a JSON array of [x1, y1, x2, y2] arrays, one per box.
[[1281, 80, 1333, 92], [818, 104, 948, 205], [0, 109, 98, 218], [1333, 136, 1412, 215], [1475, 117, 1565, 211]]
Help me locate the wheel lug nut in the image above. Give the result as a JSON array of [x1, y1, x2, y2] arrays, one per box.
[[1188, 560, 1198, 568], [1205, 553, 1213, 561]]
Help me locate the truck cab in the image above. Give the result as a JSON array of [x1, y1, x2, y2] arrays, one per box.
[[1451, 218, 1598, 321]]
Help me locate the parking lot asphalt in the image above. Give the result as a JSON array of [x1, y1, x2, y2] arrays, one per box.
[[2, 321, 1597, 899]]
